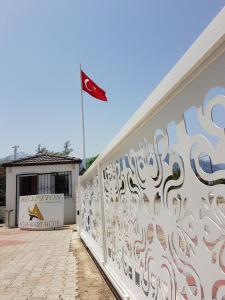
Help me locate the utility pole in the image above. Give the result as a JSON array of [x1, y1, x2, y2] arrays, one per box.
[[12, 145, 19, 160]]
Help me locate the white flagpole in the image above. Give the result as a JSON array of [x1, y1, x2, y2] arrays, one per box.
[[79, 64, 86, 170]]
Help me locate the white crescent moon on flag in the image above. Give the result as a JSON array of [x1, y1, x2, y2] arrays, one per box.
[[84, 79, 93, 92]]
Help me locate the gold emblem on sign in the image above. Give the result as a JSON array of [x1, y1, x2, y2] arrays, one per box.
[[28, 204, 44, 221]]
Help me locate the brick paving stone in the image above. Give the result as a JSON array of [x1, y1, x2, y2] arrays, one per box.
[[0, 296, 13, 300], [0, 227, 78, 299], [12, 296, 28, 300], [59, 295, 76, 300], [29, 296, 46, 300], [48, 287, 63, 293], [46, 295, 61, 300], [18, 288, 33, 296], [3, 287, 19, 295]]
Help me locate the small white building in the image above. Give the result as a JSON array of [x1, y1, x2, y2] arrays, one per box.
[[2, 154, 81, 227]]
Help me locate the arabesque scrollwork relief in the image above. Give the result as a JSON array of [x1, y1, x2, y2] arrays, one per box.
[[80, 174, 103, 249], [101, 92, 225, 299]]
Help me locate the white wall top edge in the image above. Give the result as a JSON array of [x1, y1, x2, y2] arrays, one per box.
[[82, 7, 225, 179]]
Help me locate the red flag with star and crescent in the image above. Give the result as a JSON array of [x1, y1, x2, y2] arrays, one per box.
[[81, 70, 107, 101]]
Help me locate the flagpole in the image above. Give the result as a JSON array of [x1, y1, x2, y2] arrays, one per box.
[[79, 64, 86, 170]]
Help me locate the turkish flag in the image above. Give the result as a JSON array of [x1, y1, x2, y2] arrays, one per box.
[[81, 70, 107, 101]]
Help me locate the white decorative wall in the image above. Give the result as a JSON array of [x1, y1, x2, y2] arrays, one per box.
[[78, 8, 225, 300]]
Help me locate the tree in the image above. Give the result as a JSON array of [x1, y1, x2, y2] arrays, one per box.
[[35, 141, 73, 157], [86, 155, 99, 169], [62, 141, 73, 156], [36, 144, 48, 155]]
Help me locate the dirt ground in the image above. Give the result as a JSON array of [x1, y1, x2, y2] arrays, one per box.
[[72, 230, 117, 300]]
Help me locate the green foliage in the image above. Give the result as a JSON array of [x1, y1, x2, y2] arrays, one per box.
[[86, 155, 99, 170], [35, 141, 73, 156], [36, 144, 48, 155], [62, 141, 73, 156]]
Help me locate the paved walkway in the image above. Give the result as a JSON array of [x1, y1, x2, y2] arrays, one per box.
[[0, 226, 78, 300]]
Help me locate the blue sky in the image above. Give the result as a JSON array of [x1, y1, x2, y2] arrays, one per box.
[[0, 0, 224, 159]]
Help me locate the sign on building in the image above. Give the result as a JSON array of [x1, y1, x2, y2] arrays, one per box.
[[18, 194, 64, 230]]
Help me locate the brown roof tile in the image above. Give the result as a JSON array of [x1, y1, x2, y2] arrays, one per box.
[[1, 154, 81, 167]]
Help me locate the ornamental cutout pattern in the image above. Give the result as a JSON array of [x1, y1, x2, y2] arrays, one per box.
[[102, 92, 225, 299], [80, 174, 103, 249], [79, 89, 225, 299]]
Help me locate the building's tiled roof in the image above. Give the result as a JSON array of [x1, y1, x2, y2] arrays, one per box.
[[1, 154, 81, 167]]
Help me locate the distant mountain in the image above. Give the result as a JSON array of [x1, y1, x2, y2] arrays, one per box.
[[0, 152, 31, 163], [196, 157, 225, 173], [162, 153, 224, 174]]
